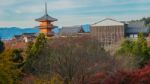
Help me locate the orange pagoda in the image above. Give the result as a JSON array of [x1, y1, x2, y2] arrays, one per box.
[[35, 2, 57, 37]]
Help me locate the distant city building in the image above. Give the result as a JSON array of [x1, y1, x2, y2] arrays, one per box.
[[13, 33, 36, 43], [35, 2, 57, 37]]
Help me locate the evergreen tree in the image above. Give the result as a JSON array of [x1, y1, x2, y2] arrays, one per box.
[[0, 39, 4, 53], [0, 49, 22, 84], [23, 33, 47, 73], [117, 33, 150, 67], [11, 49, 24, 68]]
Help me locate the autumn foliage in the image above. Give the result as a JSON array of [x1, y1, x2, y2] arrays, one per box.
[[104, 63, 150, 84], [1, 34, 150, 84]]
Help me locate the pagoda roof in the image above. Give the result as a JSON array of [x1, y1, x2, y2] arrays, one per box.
[[35, 14, 57, 22], [35, 2, 57, 22]]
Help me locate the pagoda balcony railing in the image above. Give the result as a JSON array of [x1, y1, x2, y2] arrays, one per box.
[[37, 25, 54, 29]]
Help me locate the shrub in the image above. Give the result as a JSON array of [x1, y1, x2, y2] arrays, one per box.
[[117, 33, 150, 67], [104, 63, 150, 84], [0, 49, 23, 84]]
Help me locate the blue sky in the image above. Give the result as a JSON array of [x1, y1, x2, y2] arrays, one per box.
[[0, 0, 150, 27]]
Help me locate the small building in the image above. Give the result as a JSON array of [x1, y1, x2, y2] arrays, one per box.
[[4, 40, 26, 49], [58, 25, 90, 37], [22, 33, 36, 43], [91, 18, 125, 46], [125, 21, 149, 38], [59, 26, 82, 37], [13, 33, 36, 43], [13, 35, 23, 42]]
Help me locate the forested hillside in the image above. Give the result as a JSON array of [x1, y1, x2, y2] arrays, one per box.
[[0, 27, 39, 40], [0, 33, 150, 84]]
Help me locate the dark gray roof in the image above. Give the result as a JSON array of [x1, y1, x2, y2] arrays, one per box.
[[126, 21, 149, 34], [35, 14, 57, 22], [128, 21, 145, 28], [126, 28, 148, 34], [22, 33, 36, 36], [59, 26, 82, 36], [14, 35, 21, 38], [14, 35, 22, 39]]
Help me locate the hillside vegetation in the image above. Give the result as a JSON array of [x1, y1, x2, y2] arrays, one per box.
[[1, 33, 150, 84]]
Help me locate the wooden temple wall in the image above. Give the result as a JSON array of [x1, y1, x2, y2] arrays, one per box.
[[147, 34, 150, 47], [91, 26, 124, 46]]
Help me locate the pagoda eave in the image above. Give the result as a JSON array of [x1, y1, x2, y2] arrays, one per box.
[[35, 19, 57, 22], [37, 26, 54, 29]]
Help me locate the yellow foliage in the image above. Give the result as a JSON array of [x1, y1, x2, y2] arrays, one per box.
[[33, 74, 63, 84], [0, 49, 22, 84], [50, 74, 63, 84]]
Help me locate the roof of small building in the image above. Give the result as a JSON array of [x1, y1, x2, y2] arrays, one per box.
[[128, 21, 146, 29], [126, 28, 148, 34], [22, 33, 36, 36], [14, 35, 22, 38], [52, 27, 61, 34], [81, 24, 90, 33], [126, 21, 149, 34]]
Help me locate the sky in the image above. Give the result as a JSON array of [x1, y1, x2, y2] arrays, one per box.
[[0, 0, 150, 28]]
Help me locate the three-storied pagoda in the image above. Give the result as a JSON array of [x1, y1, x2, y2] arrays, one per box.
[[35, 2, 57, 37]]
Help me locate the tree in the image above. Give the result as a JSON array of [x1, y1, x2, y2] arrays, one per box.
[[11, 49, 23, 63], [23, 33, 47, 74], [46, 37, 122, 84], [0, 49, 23, 84], [117, 33, 150, 67], [104, 63, 150, 84], [0, 39, 4, 53], [22, 36, 126, 84]]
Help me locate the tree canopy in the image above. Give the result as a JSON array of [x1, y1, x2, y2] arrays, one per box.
[[0, 40, 4, 53], [117, 33, 150, 67]]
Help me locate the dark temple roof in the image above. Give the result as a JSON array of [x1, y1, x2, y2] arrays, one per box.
[[35, 14, 57, 22], [59, 26, 82, 36]]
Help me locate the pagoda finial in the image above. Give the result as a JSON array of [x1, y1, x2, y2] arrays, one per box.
[[45, 1, 48, 15]]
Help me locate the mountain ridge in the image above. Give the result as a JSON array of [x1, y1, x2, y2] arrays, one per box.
[[0, 27, 39, 40]]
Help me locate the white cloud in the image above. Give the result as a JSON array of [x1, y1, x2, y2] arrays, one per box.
[[0, 0, 150, 27], [0, 21, 37, 28], [14, 0, 84, 14], [0, 0, 17, 6], [0, 0, 27, 7]]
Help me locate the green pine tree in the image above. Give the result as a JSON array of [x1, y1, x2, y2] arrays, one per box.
[[0, 39, 4, 54], [23, 33, 47, 73], [117, 33, 150, 67]]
